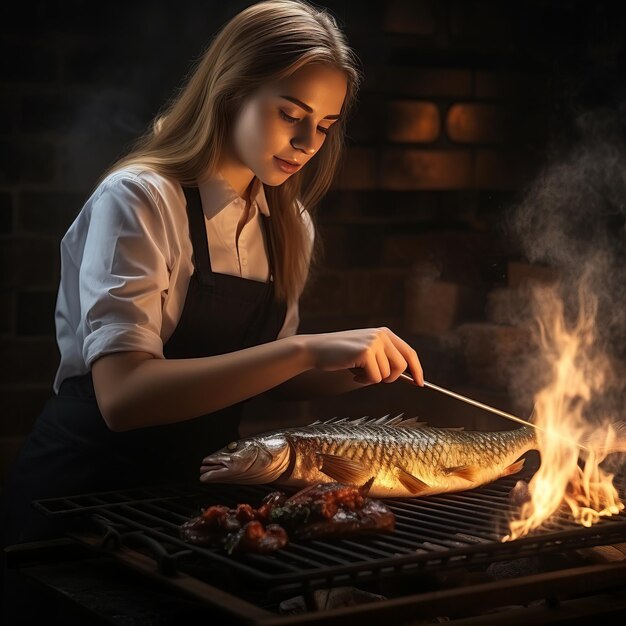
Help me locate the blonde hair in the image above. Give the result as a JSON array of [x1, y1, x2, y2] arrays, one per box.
[[96, 0, 363, 304]]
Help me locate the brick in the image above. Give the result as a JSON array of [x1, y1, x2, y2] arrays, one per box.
[[16, 291, 57, 336], [0, 238, 59, 289], [379, 68, 472, 98], [446, 103, 515, 143], [405, 277, 484, 335], [386, 100, 440, 143], [450, 0, 513, 48], [0, 338, 59, 386], [21, 93, 82, 134], [315, 223, 386, 268], [475, 71, 552, 99], [0, 138, 58, 185], [299, 314, 405, 335], [485, 287, 531, 325], [456, 322, 534, 390], [0, 140, 18, 184], [0, 192, 13, 234], [0, 289, 13, 334], [475, 149, 532, 189], [507, 261, 559, 288], [0, 387, 51, 437], [0, 93, 18, 134], [0, 43, 58, 83], [381, 148, 472, 190], [300, 269, 408, 317], [347, 98, 378, 142], [18, 191, 82, 236], [64, 44, 120, 84], [382, 231, 492, 286], [383, 0, 436, 35], [333, 147, 377, 190]]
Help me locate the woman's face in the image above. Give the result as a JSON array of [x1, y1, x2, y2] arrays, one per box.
[[229, 63, 348, 186]]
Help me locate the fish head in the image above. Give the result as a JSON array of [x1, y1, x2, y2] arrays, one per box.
[[199, 433, 291, 484]]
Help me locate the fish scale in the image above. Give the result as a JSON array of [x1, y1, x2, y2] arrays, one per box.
[[200, 415, 538, 498]]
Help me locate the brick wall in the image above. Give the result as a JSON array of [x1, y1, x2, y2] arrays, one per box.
[[0, 0, 608, 482]]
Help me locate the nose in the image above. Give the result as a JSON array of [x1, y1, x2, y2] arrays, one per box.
[[291, 128, 317, 156]]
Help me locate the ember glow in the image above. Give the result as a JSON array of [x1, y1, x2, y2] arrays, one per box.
[[504, 281, 625, 541]]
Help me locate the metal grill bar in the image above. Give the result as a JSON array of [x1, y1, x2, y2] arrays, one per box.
[[33, 473, 626, 593]]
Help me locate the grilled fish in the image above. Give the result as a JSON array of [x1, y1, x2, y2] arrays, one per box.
[[200, 414, 538, 498]]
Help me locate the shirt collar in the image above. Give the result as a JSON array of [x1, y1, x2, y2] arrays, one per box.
[[198, 171, 270, 219]]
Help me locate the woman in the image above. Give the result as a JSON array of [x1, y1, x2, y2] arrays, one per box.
[[1, 0, 423, 547]]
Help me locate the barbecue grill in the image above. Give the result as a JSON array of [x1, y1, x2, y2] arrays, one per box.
[[4, 459, 626, 625]]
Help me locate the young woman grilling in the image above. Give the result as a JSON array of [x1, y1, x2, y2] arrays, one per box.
[[1, 0, 423, 546]]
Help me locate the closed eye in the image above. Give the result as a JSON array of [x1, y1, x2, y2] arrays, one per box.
[[279, 110, 329, 135]]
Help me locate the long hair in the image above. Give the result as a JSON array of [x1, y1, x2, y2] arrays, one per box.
[[95, 0, 363, 304]]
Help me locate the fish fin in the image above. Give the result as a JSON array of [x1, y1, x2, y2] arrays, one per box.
[[316, 453, 371, 485], [443, 464, 480, 482], [396, 416, 428, 429], [395, 466, 430, 495], [359, 476, 375, 496], [500, 458, 526, 477], [374, 413, 391, 424], [446, 426, 465, 431]]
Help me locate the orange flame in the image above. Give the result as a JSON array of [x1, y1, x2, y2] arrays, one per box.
[[504, 280, 624, 541]]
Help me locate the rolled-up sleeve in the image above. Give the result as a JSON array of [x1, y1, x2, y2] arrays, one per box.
[[80, 175, 170, 367]]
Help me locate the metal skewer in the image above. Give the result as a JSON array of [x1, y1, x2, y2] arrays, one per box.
[[399, 372, 589, 452]]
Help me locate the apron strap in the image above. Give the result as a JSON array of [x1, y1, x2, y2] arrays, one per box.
[[182, 185, 215, 286]]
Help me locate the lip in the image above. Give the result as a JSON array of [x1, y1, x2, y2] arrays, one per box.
[[274, 156, 302, 173]]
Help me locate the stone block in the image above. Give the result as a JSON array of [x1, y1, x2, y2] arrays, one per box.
[[0, 338, 59, 386], [379, 67, 472, 98], [383, 0, 436, 35], [507, 260, 559, 288], [405, 276, 484, 335], [446, 103, 515, 143], [386, 100, 440, 143], [475, 149, 533, 189], [381, 148, 472, 190], [334, 147, 377, 190], [0, 238, 59, 289], [485, 287, 531, 326], [456, 322, 534, 390], [18, 191, 83, 236]]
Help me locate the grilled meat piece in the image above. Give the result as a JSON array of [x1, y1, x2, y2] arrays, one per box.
[[269, 478, 395, 539], [180, 479, 395, 554]]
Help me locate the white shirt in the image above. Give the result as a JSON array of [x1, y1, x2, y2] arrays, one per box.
[[52, 165, 313, 394]]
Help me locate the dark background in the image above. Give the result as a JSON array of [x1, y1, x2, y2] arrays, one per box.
[[1, 0, 625, 484]]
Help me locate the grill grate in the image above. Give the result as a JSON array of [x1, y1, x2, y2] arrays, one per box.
[[33, 472, 626, 596]]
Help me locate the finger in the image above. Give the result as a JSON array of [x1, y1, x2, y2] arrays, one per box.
[[352, 349, 382, 384], [379, 332, 408, 382], [375, 348, 391, 382], [381, 328, 424, 386]]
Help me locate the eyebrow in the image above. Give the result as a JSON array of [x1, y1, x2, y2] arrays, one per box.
[[279, 95, 341, 120]]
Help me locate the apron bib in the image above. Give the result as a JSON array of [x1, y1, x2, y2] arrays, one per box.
[[1, 184, 287, 544]]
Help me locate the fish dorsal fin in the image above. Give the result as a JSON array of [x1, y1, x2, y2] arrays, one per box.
[[443, 464, 480, 482], [316, 453, 371, 485], [396, 416, 428, 429], [395, 466, 430, 495]]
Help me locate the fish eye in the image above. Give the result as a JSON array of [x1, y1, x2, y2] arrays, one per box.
[[227, 441, 238, 451]]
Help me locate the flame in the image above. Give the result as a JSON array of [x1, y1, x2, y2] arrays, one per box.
[[504, 279, 624, 541]]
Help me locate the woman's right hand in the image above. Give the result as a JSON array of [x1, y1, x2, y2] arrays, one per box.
[[301, 327, 424, 386]]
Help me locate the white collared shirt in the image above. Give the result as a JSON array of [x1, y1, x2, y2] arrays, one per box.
[[52, 165, 313, 393]]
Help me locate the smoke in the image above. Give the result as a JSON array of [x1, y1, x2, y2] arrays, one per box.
[[504, 106, 626, 426]]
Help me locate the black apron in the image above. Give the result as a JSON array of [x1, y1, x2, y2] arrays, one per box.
[[0, 185, 287, 545]]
